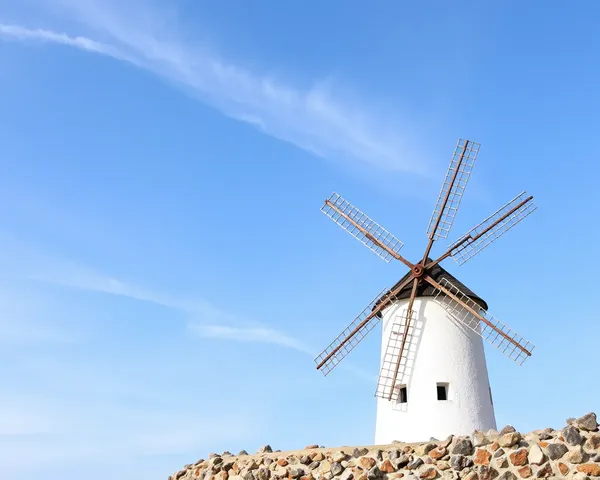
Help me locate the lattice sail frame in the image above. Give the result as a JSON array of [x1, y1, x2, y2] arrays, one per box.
[[321, 192, 404, 263], [375, 310, 419, 401], [449, 191, 537, 265], [314, 287, 393, 376], [433, 278, 534, 365], [426, 139, 480, 240]]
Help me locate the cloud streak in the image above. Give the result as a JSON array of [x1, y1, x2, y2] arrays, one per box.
[[0, 0, 431, 176], [189, 323, 314, 355]]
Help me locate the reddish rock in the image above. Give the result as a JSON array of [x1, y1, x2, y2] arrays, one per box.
[[358, 457, 376, 470], [577, 463, 600, 476], [517, 466, 532, 478], [557, 463, 569, 475], [380, 460, 395, 473], [278, 460, 289, 467], [310, 453, 325, 462], [537, 441, 548, 448], [428, 446, 447, 460], [509, 449, 528, 467], [305, 445, 319, 449], [490, 441, 500, 452], [474, 448, 492, 466], [419, 468, 438, 479], [535, 463, 553, 478]]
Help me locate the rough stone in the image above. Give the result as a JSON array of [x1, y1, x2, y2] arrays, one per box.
[[308, 462, 320, 471], [493, 449, 505, 459], [494, 457, 508, 469], [452, 439, 474, 456], [380, 460, 395, 473], [498, 433, 521, 448], [353, 448, 369, 458], [331, 463, 344, 476], [557, 463, 569, 475], [258, 468, 271, 480], [407, 458, 424, 470], [472, 431, 490, 447], [586, 435, 600, 451], [359, 458, 377, 470], [367, 467, 383, 480], [462, 472, 478, 480], [429, 446, 447, 460], [258, 446, 273, 454], [440, 436, 454, 449], [568, 446, 586, 464], [500, 426, 516, 435], [305, 445, 320, 450], [392, 455, 410, 469], [498, 472, 517, 480], [419, 468, 438, 480], [339, 470, 353, 480], [535, 463, 553, 478], [545, 443, 568, 460], [577, 464, 600, 476], [450, 455, 472, 471], [527, 446, 545, 467], [477, 466, 499, 480], [474, 448, 491, 466], [311, 453, 325, 462], [576, 413, 599, 432], [564, 425, 584, 446], [437, 461, 450, 471], [516, 466, 532, 478], [332, 452, 347, 463], [509, 449, 528, 467], [277, 460, 289, 467]]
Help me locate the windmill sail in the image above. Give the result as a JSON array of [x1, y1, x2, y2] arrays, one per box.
[[431, 277, 534, 365], [314, 287, 394, 375], [321, 192, 404, 263], [426, 139, 480, 241], [375, 309, 419, 401], [448, 191, 537, 265]]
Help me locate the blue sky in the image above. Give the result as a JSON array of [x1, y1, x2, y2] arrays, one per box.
[[1, 0, 599, 478]]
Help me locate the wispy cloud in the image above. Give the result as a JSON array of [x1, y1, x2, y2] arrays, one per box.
[[28, 260, 376, 382], [0, 0, 432, 176], [28, 265, 233, 322], [189, 323, 314, 355]]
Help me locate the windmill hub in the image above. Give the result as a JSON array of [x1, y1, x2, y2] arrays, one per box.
[[411, 263, 425, 278]]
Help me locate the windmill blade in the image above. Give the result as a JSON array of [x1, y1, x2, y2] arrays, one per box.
[[314, 287, 391, 376], [384, 278, 419, 400], [425, 139, 480, 242], [321, 192, 409, 265], [446, 191, 537, 266], [426, 275, 534, 365], [315, 275, 414, 375], [375, 308, 418, 401]]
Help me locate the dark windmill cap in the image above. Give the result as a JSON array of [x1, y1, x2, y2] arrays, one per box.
[[374, 258, 488, 315]]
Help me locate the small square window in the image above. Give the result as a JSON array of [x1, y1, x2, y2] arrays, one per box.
[[437, 382, 449, 401], [398, 385, 407, 403]]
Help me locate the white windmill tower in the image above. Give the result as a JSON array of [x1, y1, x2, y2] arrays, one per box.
[[314, 139, 537, 444]]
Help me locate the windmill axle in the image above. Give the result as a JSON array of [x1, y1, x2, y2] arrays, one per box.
[[411, 263, 425, 278]]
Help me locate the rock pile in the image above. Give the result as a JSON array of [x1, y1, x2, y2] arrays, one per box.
[[170, 413, 600, 480]]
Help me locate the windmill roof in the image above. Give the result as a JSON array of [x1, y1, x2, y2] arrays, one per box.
[[376, 259, 488, 313]]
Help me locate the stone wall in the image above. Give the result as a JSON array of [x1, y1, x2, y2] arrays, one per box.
[[171, 413, 600, 480]]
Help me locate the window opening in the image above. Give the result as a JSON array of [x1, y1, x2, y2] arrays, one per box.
[[398, 385, 407, 403], [436, 382, 449, 401]]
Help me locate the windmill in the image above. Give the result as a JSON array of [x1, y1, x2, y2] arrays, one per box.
[[314, 139, 537, 443]]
